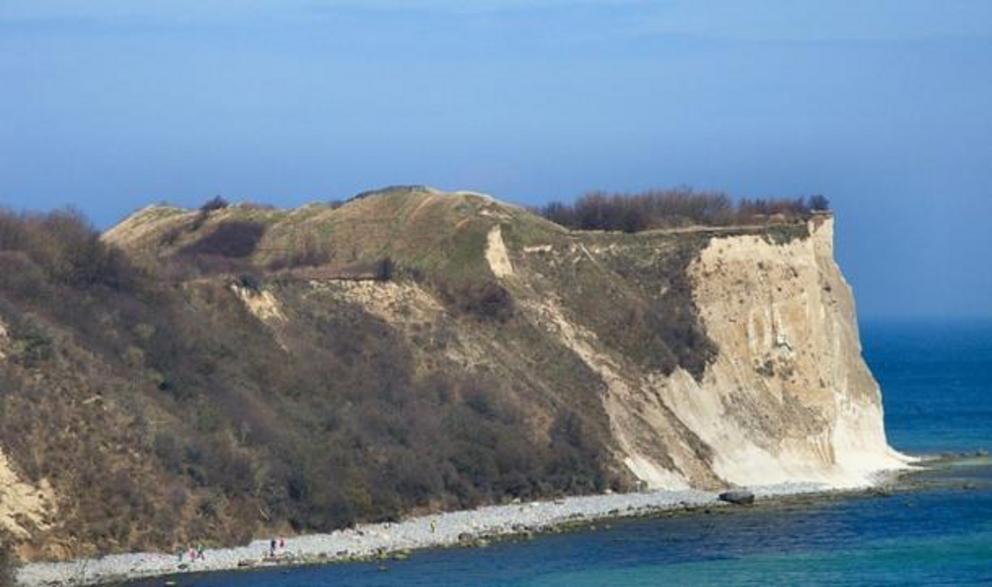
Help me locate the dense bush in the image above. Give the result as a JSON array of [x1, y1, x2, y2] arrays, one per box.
[[200, 196, 230, 213], [0, 208, 139, 290], [539, 189, 827, 232], [237, 273, 262, 292], [189, 195, 230, 231], [809, 194, 830, 211], [377, 257, 395, 281], [438, 279, 515, 322]]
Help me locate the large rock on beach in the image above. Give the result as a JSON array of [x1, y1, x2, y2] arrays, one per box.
[[718, 490, 755, 505]]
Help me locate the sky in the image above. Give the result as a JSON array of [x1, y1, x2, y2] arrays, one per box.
[[1, 1, 990, 319]]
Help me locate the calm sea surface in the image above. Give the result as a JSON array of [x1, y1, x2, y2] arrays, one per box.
[[136, 319, 992, 586]]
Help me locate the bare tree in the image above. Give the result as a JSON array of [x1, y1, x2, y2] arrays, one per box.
[[536, 188, 815, 232]]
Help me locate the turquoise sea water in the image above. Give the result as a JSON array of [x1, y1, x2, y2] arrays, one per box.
[[135, 319, 992, 586]]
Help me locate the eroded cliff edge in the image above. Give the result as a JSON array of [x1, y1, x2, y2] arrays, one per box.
[[560, 214, 908, 489], [0, 188, 908, 560], [498, 209, 908, 491]]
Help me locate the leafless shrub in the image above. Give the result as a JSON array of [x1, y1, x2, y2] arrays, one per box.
[[810, 194, 830, 211], [0, 208, 140, 290], [539, 189, 827, 232], [199, 196, 229, 213], [438, 279, 514, 322], [189, 196, 230, 231]]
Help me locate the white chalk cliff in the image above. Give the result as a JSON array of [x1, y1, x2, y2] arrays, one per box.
[[508, 214, 911, 490]]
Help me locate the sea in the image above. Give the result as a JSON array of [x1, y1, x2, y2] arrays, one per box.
[[134, 319, 992, 586]]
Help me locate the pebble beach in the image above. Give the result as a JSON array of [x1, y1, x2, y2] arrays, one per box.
[[17, 482, 832, 587]]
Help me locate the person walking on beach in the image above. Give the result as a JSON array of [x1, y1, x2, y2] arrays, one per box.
[[269, 538, 277, 557], [197, 543, 205, 560], [430, 519, 437, 534], [177, 548, 184, 563]]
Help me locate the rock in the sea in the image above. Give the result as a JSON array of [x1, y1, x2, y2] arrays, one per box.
[[718, 490, 755, 505]]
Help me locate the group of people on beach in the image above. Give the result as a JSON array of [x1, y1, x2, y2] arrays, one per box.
[[175, 538, 288, 566], [267, 537, 286, 558], [176, 543, 205, 563]]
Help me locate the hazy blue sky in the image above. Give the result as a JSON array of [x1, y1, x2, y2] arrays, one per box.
[[1, 1, 990, 318]]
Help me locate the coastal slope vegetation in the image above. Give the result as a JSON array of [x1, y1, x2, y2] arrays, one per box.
[[0, 186, 901, 566]]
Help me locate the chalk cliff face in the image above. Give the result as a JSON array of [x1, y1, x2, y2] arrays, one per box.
[[493, 211, 908, 491], [578, 216, 906, 489], [684, 215, 907, 487], [0, 188, 907, 559]]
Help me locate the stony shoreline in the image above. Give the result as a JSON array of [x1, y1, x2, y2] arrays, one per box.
[[13, 447, 981, 587], [16, 479, 878, 587], [48, 449, 992, 587]]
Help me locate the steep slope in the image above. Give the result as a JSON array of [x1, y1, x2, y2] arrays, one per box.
[[516, 214, 906, 490], [0, 187, 907, 562]]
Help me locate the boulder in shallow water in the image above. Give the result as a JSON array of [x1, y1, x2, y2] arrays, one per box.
[[718, 490, 755, 505]]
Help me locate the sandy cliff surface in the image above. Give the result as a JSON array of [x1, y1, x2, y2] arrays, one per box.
[[682, 215, 908, 487], [636, 216, 906, 488]]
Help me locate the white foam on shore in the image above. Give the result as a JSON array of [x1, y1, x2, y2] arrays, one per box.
[[17, 482, 840, 587]]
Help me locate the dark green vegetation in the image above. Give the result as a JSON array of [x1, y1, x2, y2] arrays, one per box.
[[0, 187, 820, 561], [538, 189, 828, 233]]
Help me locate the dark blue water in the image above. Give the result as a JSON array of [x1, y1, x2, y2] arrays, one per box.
[[139, 320, 992, 586], [865, 319, 992, 455]]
